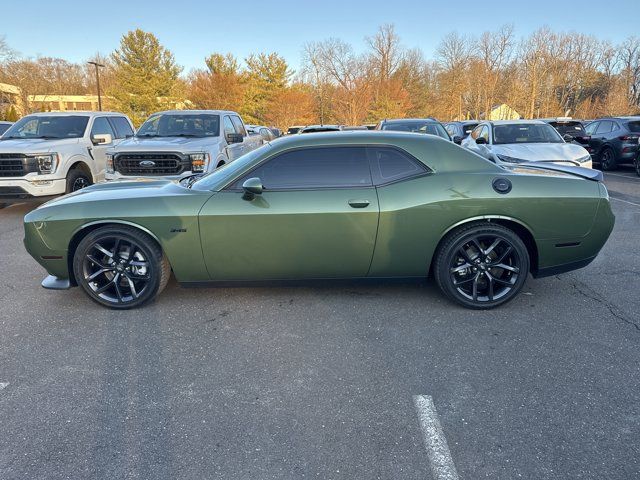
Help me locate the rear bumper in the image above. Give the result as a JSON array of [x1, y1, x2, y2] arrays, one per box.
[[533, 256, 596, 278]]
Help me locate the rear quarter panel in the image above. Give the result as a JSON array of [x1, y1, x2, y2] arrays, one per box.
[[369, 171, 603, 277]]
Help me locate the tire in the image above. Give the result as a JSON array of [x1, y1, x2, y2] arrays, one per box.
[[434, 222, 530, 309], [634, 155, 640, 177], [72, 225, 170, 309], [66, 169, 92, 193], [599, 147, 617, 171], [0, 203, 8, 210]]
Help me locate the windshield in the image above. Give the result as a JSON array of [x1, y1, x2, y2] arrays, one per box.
[[191, 143, 272, 191], [382, 121, 449, 139], [137, 113, 220, 137], [2, 115, 89, 139], [0, 124, 11, 135], [493, 123, 563, 145]]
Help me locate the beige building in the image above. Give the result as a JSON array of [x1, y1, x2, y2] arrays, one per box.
[[0, 82, 24, 115], [28, 94, 102, 112]]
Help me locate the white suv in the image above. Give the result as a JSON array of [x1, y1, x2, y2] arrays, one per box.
[[0, 111, 134, 208], [105, 110, 263, 181]]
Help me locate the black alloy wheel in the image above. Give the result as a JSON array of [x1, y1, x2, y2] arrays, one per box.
[[434, 223, 530, 309], [73, 226, 170, 309], [66, 169, 92, 193], [599, 147, 617, 171]]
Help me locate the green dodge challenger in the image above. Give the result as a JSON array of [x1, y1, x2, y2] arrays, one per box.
[[23, 131, 614, 309]]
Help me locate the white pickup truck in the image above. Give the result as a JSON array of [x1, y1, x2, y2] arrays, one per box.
[[0, 111, 134, 208], [105, 110, 263, 181]]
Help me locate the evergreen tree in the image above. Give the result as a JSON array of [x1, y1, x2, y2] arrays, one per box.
[[109, 29, 182, 126]]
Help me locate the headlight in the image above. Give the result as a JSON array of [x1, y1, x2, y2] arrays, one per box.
[[32, 153, 59, 174], [105, 153, 114, 173], [495, 154, 524, 164], [189, 153, 210, 172], [576, 154, 591, 164]]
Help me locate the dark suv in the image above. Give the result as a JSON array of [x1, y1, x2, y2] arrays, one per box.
[[444, 121, 479, 144], [541, 118, 593, 155], [584, 117, 640, 170]]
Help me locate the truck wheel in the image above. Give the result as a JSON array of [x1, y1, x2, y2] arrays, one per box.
[[66, 169, 92, 193]]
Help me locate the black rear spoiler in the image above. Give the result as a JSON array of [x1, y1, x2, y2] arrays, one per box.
[[517, 161, 603, 182]]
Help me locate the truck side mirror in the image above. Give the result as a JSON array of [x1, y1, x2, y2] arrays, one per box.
[[475, 137, 487, 145], [92, 133, 112, 145], [226, 133, 244, 144]]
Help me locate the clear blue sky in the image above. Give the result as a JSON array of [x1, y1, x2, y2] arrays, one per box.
[[2, 0, 638, 73]]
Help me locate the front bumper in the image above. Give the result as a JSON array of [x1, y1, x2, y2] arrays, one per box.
[[0, 177, 66, 202]]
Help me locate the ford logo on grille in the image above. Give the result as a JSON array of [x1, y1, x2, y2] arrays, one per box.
[[139, 160, 156, 167]]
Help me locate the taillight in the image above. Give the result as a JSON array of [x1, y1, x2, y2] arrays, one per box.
[[619, 135, 639, 141]]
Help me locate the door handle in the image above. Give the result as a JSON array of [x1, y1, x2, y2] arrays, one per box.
[[348, 199, 370, 208]]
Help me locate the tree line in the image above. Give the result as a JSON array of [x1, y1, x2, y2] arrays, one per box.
[[2, 25, 640, 127]]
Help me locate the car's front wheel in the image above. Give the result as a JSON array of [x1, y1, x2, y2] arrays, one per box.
[[73, 226, 170, 309], [434, 223, 530, 309], [66, 169, 92, 193]]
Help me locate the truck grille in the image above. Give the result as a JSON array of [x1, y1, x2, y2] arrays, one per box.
[[114, 153, 190, 176], [0, 154, 38, 177]]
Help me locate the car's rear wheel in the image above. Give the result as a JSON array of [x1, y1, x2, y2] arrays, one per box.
[[599, 147, 617, 171], [434, 223, 530, 309], [72, 226, 170, 309], [66, 169, 92, 193]]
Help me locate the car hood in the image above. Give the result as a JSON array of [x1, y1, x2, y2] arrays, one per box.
[[111, 136, 222, 152], [492, 143, 589, 161], [0, 137, 80, 152], [33, 179, 201, 211]]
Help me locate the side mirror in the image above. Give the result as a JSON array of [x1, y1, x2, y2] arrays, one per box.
[[92, 133, 112, 145], [475, 137, 487, 145], [242, 177, 263, 200], [453, 135, 462, 144], [226, 133, 244, 144], [563, 134, 574, 143]]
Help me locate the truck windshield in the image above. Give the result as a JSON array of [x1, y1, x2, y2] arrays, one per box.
[[137, 114, 220, 138], [2, 115, 89, 140], [493, 123, 563, 144]]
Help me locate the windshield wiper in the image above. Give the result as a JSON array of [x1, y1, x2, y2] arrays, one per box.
[[172, 133, 204, 137], [136, 134, 159, 138]]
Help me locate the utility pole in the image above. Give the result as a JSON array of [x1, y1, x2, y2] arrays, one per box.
[[87, 61, 105, 111]]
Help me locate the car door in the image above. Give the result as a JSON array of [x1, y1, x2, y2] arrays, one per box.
[[198, 146, 379, 280], [591, 120, 612, 155], [222, 115, 244, 161], [88, 116, 118, 182]]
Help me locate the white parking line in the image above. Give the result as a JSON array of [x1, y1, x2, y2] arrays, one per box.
[[413, 395, 460, 480], [0, 382, 8, 391], [611, 196, 640, 207]]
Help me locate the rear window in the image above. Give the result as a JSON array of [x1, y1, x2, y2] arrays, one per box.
[[549, 122, 586, 136], [626, 121, 640, 133]]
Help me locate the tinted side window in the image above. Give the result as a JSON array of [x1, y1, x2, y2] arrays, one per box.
[[368, 147, 428, 185], [231, 116, 247, 136], [585, 121, 598, 135], [235, 147, 371, 190], [595, 121, 613, 134], [91, 117, 115, 137], [223, 116, 235, 136], [109, 116, 134, 139]]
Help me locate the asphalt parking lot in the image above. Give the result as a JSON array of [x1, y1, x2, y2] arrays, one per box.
[[1, 170, 639, 480]]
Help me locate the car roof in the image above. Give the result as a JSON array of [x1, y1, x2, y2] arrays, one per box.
[[24, 111, 127, 118], [151, 109, 238, 116], [383, 118, 439, 123], [602, 115, 640, 121], [487, 119, 546, 125]]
